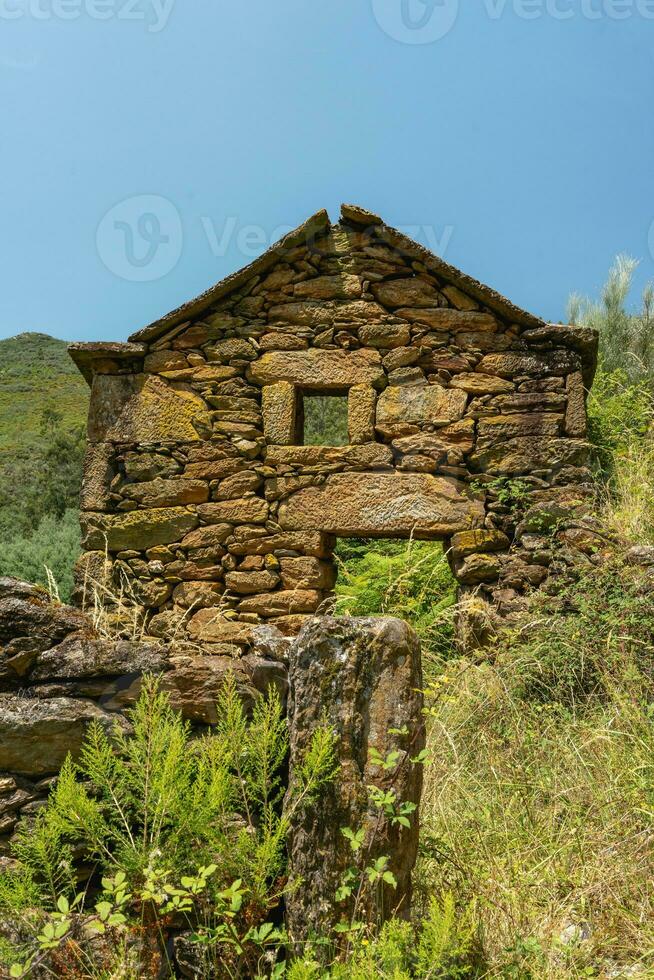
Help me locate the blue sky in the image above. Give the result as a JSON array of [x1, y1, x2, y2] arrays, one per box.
[[1, 0, 653, 342]]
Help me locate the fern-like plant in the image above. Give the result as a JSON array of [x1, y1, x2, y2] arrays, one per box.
[[0, 675, 337, 979]]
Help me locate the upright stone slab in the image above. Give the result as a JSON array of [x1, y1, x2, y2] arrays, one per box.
[[285, 616, 425, 943]]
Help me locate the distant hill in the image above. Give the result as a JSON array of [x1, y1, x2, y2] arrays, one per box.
[[0, 332, 88, 462]]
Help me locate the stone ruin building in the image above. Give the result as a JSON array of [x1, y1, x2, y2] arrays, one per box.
[[69, 203, 598, 645], [0, 205, 600, 945]]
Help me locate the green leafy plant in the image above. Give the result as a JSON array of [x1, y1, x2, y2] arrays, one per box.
[[0, 676, 337, 979]]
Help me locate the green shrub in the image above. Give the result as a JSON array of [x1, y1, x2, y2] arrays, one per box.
[[0, 508, 80, 601], [0, 676, 337, 978], [334, 539, 457, 663]]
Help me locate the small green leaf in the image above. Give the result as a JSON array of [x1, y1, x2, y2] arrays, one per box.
[[57, 896, 70, 915]]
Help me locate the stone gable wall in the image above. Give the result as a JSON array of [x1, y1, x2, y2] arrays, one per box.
[[74, 209, 598, 648]]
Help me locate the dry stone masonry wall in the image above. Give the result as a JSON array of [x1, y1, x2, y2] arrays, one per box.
[[70, 204, 599, 647]]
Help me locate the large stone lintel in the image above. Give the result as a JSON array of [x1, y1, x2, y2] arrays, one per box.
[[278, 472, 484, 538], [248, 349, 384, 389]]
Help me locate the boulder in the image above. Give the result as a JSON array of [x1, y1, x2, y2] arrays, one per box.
[[285, 617, 424, 943], [0, 697, 125, 776], [30, 637, 167, 681]]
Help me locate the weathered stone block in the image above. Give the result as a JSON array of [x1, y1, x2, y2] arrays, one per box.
[[248, 349, 384, 389], [449, 374, 514, 395], [358, 323, 411, 349], [228, 530, 334, 558], [123, 451, 181, 482], [450, 529, 510, 560], [376, 383, 467, 436], [186, 610, 255, 645], [285, 617, 424, 942], [81, 508, 199, 552], [172, 581, 225, 608], [371, 278, 440, 308], [238, 590, 322, 616], [80, 443, 114, 511], [262, 381, 299, 445], [197, 498, 268, 524], [225, 569, 281, 594], [469, 437, 589, 476], [205, 338, 257, 363], [265, 442, 393, 469], [565, 372, 588, 438], [395, 308, 498, 332], [454, 553, 502, 584], [476, 413, 564, 447], [0, 697, 126, 776], [213, 470, 262, 500], [476, 351, 581, 379], [121, 478, 210, 507], [279, 557, 337, 590], [279, 472, 484, 538], [88, 374, 209, 444], [180, 524, 232, 549], [294, 274, 361, 300], [348, 384, 377, 444], [267, 300, 386, 327]]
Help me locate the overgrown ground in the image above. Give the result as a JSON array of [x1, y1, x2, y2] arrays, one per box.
[[3, 261, 654, 976]]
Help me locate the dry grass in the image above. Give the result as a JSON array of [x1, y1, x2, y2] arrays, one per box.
[[413, 517, 654, 978]]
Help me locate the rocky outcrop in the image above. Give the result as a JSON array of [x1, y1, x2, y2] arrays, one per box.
[[0, 578, 289, 848], [285, 616, 425, 944]]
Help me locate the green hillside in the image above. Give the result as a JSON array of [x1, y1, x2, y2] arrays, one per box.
[[0, 332, 88, 459], [0, 333, 88, 598]]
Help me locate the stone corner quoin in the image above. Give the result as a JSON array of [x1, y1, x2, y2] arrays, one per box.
[[69, 203, 599, 641]]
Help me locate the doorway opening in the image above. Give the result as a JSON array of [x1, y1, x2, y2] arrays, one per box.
[[332, 536, 458, 664]]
